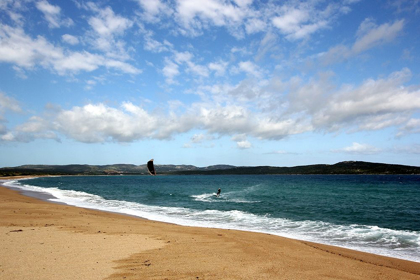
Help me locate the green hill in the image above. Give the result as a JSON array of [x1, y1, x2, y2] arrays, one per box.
[[1, 161, 419, 177]]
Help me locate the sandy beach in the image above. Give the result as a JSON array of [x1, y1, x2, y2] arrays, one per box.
[[1, 180, 419, 280]]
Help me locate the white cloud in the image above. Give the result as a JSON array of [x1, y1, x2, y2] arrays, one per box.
[[271, 3, 333, 41], [233, 60, 263, 78], [390, 0, 420, 14], [144, 34, 173, 53], [0, 25, 57, 68], [135, 0, 172, 22], [186, 61, 209, 77], [174, 51, 193, 64], [126, 0, 361, 42], [233, 0, 253, 7], [334, 142, 381, 154], [6, 64, 420, 144], [397, 118, 420, 136], [0, 24, 140, 75], [208, 60, 228, 76], [53, 103, 158, 143], [253, 118, 312, 140], [352, 19, 404, 54], [88, 6, 133, 38], [162, 58, 180, 84], [191, 133, 206, 143], [0, 91, 22, 140], [175, 0, 246, 36], [183, 133, 215, 148], [83, 4, 133, 60], [232, 134, 252, 149], [231, 134, 247, 142], [162, 51, 211, 83], [62, 34, 79, 45], [255, 31, 278, 62], [245, 17, 266, 34], [310, 68, 420, 132], [0, 92, 22, 113], [12, 65, 28, 79], [36, 0, 73, 28], [5, 97, 310, 143], [272, 8, 309, 35], [236, 140, 252, 149], [231, 47, 251, 56], [321, 19, 405, 65]]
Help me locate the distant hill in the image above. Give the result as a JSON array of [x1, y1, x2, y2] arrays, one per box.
[[171, 161, 420, 175], [0, 161, 419, 177]]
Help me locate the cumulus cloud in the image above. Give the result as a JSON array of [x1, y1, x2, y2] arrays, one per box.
[[5, 96, 311, 144], [3, 56, 420, 145], [309, 68, 420, 132], [19, 66, 415, 144], [0, 24, 140, 75], [24, 102, 158, 143]]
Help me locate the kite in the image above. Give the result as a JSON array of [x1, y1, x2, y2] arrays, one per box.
[[147, 159, 156, 176]]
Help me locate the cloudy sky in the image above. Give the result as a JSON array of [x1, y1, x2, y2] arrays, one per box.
[[1, 0, 420, 168]]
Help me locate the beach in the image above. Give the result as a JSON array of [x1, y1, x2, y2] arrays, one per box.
[[1, 180, 420, 280]]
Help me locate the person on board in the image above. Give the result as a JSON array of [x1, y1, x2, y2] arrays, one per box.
[[216, 188, 221, 197]]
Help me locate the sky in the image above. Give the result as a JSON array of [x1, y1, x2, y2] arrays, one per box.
[[0, 0, 420, 168]]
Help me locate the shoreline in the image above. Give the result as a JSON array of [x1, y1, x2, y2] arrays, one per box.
[[1, 178, 420, 279], [4, 175, 419, 263]]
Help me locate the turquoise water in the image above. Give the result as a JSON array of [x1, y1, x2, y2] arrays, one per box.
[[5, 175, 420, 262]]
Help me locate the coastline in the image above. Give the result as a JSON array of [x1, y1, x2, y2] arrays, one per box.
[[1, 178, 420, 279]]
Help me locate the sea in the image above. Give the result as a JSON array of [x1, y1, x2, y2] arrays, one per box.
[[3, 174, 420, 263]]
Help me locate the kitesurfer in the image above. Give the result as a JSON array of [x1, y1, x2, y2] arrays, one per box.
[[216, 188, 221, 197]]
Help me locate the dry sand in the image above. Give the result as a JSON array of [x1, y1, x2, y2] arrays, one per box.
[[1, 180, 419, 280]]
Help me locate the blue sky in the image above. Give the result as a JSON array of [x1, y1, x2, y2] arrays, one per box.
[[1, 0, 420, 168]]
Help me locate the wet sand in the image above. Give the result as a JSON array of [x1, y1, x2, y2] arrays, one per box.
[[1, 180, 419, 280]]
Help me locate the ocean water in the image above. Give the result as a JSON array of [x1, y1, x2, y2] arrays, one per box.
[[4, 175, 420, 263]]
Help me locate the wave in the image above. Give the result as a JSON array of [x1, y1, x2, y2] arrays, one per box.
[[4, 179, 420, 263]]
